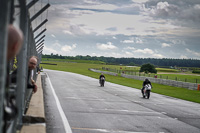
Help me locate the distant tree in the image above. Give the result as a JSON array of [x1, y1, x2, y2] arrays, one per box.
[[42, 54, 200, 67], [140, 63, 157, 74], [128, 62, 136, 66]]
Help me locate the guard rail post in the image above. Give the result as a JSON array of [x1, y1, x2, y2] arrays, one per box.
[[16, 0, 29, 130], [0, 0, 11, 132]]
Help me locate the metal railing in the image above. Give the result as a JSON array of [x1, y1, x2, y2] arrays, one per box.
[[89, 68, 199, 90], [101, 67, 200, 84], [0, 0, 50, 133]]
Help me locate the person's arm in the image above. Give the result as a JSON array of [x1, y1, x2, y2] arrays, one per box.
[[27, 79, 37, 93], [27, 70, 34, 88], [27, 83, 34, 88], [149, 81, 152, 87], [99, 75, 102, 79], [143, 81, 145, 87], [32, 79, 37, 93], [27, 84, 37, 93]]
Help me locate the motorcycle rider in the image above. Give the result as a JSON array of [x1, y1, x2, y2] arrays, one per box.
[[99, 73, 105, 86], [141, 78, 152, 96], [99, 73, 105, 80]]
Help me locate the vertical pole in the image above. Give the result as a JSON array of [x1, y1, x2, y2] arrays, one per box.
[[0, 0, 10, 132], [16, 0, 28, 129]]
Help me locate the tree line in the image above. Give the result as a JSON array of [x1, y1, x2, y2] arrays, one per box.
[[42, 53, 200, 67]]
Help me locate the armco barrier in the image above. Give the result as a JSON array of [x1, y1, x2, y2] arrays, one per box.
[[121, 74, 198, 90], [89, 69, 198, 90], [89, 68, 118, 76]]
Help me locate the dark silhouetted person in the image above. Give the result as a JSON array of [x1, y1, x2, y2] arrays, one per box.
[[141, 78, 152, 96]]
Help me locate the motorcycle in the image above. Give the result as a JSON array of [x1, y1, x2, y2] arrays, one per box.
[[142, 84, 151, 99], [100, 77, 105, 87]]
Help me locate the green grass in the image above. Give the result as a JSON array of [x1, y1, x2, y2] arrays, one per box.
[[41, 61, 200, 103], [156, 68, 179, 73], [42, 58, 105, 64]]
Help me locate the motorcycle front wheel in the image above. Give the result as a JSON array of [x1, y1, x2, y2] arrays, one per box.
[[146, 90, 150, 99]]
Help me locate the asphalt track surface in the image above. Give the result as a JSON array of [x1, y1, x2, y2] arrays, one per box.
[[42, 69, 200, 133]]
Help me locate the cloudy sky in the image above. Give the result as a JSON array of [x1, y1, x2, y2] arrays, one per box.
[[29, 0, 200, 59]]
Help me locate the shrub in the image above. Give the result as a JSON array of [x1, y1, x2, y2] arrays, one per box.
[[140, 63, 157, 74], [192, 70, 200, 74]]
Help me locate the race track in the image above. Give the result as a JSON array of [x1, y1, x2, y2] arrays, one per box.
[[42, 69, 200, 133]]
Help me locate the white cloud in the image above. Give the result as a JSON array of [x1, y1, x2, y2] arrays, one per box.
[[180, 55, 188, 59], [113, 36, 117, 39], [147, 1, 200, 28], [157, 2, 169, 10], [78, 2, 118, 10], [91, 53, 97, 56], [40, 1, 200, 59], [129, 48, 164, 58], [43, 44, 58, 54], [152, 53, 164, 58], [194, 4, 200, 9], [149, 1, 178, 17], [121, 37, 143, 44], [132, 0, 149, 3], [186, 48, 200, 57], [70, 10, 169, 36], [53, 42, 61, 47], [63, 30, 73, 35], [51, 34, 56, 38], [107, 52, 123, 58], [61, 44, 77, 52], [125, 51, 134, 56], [162, 43, 171, 48], [124, 46, 135, 50], [122, 39, 134, 43], [134, 48, 154, 54], [63, 25, 88, 35], [135, 37, 143, 44], [43, 42, 77, 55], [171, 40, 186, 45], [96, 42, 117, 50]]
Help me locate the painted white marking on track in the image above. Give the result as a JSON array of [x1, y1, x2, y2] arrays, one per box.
[[46, 73, 72, 133]]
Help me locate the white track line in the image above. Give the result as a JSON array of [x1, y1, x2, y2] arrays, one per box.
[[46, 73, 72, 133]]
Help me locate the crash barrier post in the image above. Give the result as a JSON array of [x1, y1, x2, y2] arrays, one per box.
[[0, 0, 10, 132], [198, 84, 200, 91]]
